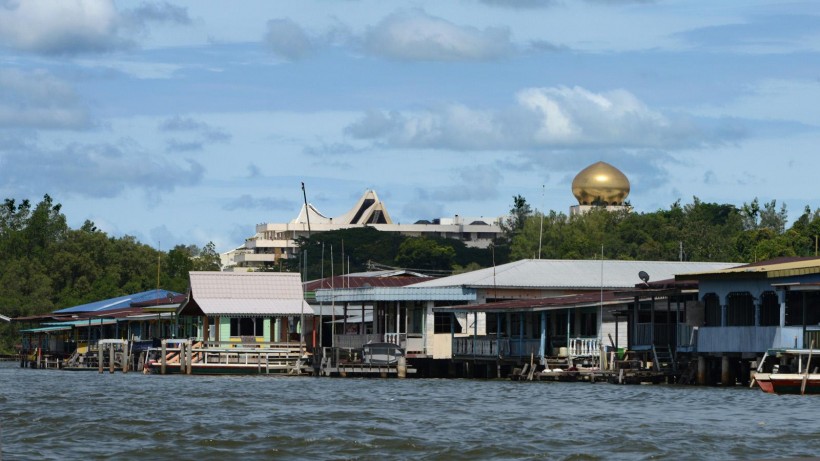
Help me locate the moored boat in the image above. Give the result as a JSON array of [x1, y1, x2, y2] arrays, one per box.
[[753, 348, 819, 395]]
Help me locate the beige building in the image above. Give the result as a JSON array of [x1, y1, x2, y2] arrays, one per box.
[[223, 190, 504, 271]]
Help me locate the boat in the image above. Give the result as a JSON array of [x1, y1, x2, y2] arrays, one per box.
[[753, 348, 819, 395]]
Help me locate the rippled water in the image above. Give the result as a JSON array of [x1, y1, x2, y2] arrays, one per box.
[[1, 362, 819, 460]]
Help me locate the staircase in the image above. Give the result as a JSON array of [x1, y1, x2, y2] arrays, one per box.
[[652, 345, 677, 373]]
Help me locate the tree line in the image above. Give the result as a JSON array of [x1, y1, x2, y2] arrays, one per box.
[[4, 193, 820, 353], [0, 195, 220, 353]]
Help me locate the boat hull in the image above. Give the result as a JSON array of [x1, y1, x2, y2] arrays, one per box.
[[755, 373, 820, 395]]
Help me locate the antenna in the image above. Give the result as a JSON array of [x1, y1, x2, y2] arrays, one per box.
[[538, 184, 545, 259], [301, 182, 311, 237], [638, 270, 650, 286]]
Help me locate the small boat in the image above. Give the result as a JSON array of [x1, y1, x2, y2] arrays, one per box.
[[753, 348, 819, 395], [755, 372, 820, 395]]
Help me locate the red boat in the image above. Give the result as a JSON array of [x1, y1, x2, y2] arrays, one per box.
[[753, 348, 819, 395]]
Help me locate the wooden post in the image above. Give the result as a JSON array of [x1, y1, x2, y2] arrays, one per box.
[[160, 340, 167, 375], [697, 356, 706, 385], [721, 355, 732, 386], [98, 343, 104, 373], [179, 342, 186, 372], [123, 343, 129, 374], [802, 340, 814, 395], [109, 343, 115, 373], [186, 341, 193, 375], [397, 356, 407, 379]]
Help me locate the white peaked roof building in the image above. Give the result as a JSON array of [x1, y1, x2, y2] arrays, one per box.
[[178, 271, 310, 317], [223, 189, 504, 271], [410, 259, 741, 291]]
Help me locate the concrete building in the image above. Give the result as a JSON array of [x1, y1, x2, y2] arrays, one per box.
[[223, 189, 504, 271]]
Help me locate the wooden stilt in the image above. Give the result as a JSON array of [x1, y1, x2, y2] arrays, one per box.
[[160, 340, 167, 375]]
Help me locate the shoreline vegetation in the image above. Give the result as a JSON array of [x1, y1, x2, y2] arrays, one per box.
[[3, 193, 820, 354]]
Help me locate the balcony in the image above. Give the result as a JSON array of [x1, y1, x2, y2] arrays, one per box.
[[452, 337, 541, 359]]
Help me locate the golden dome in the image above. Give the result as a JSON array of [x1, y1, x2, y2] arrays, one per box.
[[572, 161, 630, 206]]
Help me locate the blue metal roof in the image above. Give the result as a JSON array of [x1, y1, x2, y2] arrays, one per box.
[[53, 289, 181, 314]]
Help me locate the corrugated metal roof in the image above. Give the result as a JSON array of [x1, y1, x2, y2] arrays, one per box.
[[19, 325, 73, 333], [53, 289, 182, 314], [436, 291, 633, 312], [184, 271, 308, 316], [676, 257, 820, 280], [409, 259, 740, 290], [315, 286, 476, 303], [304, 275, 426, 291], [193, 298, 310, 316]]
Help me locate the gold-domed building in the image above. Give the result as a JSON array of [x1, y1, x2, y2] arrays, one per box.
[[569, 161, 631, 215]]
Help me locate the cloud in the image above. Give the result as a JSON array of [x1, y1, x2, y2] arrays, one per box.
[[478, 0, 557, 8], [0, 139, 204, 198], [122, 2, 191, 28], [0, 0, 190, 55], [676, 14, 820, 53], [303, 142, 368, 157], [346, 85, 742, 151], [159, 116, 231, 152], [427, 165, 503, 201], [0, 69, 91, 130], [364, 10, 514, 61], [264, 18, 315, 61], [222, 194, 296, 211], [0, 0, 123, 54], [247, 163, 261, 178]]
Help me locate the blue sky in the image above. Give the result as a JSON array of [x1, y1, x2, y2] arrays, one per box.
[[1, 0, 819, 253]]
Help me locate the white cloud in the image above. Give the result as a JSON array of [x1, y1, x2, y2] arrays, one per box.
[[346, 85, 737, 151], [0, 139, 204, 198], [0, 0, 122, 54], [0, 0, 191, 55], [264, 18, 315, 61], [0, 69, 90, 129], [364, 9, 514, 61]]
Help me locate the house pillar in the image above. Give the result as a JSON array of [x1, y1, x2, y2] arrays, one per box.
[[650, 295, 655, 345], [721, 355, 733, 386], [697, 356, 706, 385], [539, 312, 546, 359], [779, 289, 787, 327]]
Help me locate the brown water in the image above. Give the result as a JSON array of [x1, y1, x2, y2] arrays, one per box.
[[1, 362, 818, 460]]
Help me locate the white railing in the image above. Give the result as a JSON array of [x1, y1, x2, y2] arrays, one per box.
[[568, 337, 599, 357]]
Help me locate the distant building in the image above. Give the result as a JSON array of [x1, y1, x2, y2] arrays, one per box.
[[569, 161, 632, 216], [222, 189, 504, 271]]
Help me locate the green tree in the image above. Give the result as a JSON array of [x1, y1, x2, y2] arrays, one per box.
[[395, 237, 456, 272]]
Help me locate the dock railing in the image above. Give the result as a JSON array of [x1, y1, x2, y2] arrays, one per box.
[[452, 337, 542, 358], [568, 337, 599, 357]]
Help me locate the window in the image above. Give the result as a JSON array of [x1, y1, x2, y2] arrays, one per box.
[[726, 292, 755, 326], [760, 291, 779, 326], [703, 293, 721, 326], [434, 312, 462, 334], [229, 317, 264, 337]]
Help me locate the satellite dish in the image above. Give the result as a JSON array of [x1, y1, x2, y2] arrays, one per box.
[[638, 271, 650, 283]]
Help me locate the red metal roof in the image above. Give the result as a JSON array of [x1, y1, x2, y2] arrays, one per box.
[[304, 275, 426, 291], [436, 291, 633, 312]]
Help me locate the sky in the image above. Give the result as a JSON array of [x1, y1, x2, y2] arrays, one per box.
[[1, 0, 819, 253]]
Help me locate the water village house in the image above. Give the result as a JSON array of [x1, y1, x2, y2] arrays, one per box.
[[673, 257, 820, 385], [16, 289, 183, 368], [313, 259, 738, 377], [177, 271, 311, 345]]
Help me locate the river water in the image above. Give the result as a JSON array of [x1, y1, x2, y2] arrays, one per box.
[[1, 362, 818, 460]]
